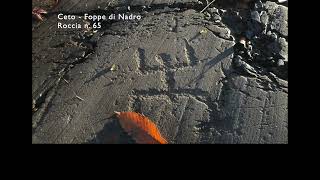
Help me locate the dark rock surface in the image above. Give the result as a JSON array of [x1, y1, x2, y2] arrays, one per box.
[[32, 0, 288, 144]]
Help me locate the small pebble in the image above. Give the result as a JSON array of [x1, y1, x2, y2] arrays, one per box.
[[277, 59, 285, 66], [212, 14, 221, 21]]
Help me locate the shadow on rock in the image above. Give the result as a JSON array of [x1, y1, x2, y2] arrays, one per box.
[[87, 118, 135, 144], [183, 47, 234, 88]]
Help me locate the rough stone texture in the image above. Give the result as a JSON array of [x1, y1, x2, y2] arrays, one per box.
[[32, 0, 288, 144], [52, 0, 201, 13], [265, 1, 288, 37]]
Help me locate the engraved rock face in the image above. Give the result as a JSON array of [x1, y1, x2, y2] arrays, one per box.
[[32, 0, 288, 144]]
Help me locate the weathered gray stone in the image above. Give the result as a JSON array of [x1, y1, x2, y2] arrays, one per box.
[[32, 0, 288, 144], [265, 1, 288, 37], [132, 95, 210, 143], [251, 11, 261, 23], [209, 76, 288, 144], [53, 0, 200, 13]]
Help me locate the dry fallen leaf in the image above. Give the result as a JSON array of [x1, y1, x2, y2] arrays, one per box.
[[115, 111, 168, 144], [32, 0, 60, 21]]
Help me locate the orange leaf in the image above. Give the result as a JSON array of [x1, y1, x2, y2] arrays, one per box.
[[115, 111, 168, 144]]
